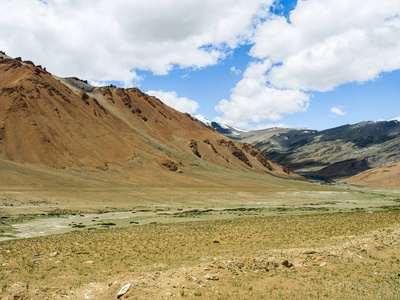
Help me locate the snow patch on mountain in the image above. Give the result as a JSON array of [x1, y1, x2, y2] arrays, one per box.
[[193, 114, 212, 127], [390, 116, 400, 122], [192, 114, 250, 137]]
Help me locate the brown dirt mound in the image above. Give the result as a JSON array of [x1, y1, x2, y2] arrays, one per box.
[[344, 161, 400, 188]]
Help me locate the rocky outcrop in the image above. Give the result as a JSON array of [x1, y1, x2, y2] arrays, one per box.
[[188, 140, 201, 158], [282, 166, 294, 174], [160, 159, 179, 172], [203, 139, 219, 155], [241, 143, 273, 171], [218, 139, 252, 168]]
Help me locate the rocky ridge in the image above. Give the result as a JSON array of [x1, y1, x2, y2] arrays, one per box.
[[0, 52, 304, 186]]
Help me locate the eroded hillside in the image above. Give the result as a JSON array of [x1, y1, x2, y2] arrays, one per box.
[[0, 54, 304, 187]]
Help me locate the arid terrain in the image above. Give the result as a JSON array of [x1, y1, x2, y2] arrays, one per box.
[[1, 53, 400, 299], [344, 161, 400, 188], [0, 53, 302, 187], [1, 205, 400, 299], [1, 180, 400, 299]]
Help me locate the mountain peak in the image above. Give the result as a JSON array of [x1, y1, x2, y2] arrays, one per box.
[[390, 116, 400, 122], [192, 115, 250, 137]]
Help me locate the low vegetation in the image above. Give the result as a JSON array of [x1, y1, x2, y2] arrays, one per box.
[[1, 210, 400, 299]]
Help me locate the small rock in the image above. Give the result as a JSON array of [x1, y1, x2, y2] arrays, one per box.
[[117, 283, 131, 298], [319, 262, 327, 267], [82, 260, 94, 264], [282, 260, 293, 268], [366, 211, 373, 214], [204, 274, 219, 281], [49, 251, 59, 258]]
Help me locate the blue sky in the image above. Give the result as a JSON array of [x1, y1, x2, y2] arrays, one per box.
[[138, 44, 252, 120], [1, 0, 400, 130], [141, 0, 400, 130]]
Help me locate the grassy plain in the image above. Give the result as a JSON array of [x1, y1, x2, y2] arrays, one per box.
[[1, 182, 400, 240], [1, 174, 400, 299], [1, 210, 400, 299]]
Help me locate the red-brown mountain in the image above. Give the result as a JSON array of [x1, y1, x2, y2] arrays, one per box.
[[0, 53, 304, 187]]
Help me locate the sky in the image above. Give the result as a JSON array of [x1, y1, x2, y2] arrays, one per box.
[[1, 0, 400, 130]]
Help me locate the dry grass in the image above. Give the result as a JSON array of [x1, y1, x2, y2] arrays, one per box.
[[2, 182, 400, 242], [1, 210, 400, 299]]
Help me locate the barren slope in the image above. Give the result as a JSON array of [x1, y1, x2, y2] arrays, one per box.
[[344, 161, 400, 188], [0, 55, 304, 187]]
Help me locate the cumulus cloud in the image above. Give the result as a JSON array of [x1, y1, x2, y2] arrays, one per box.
[[331, 106, 346, 116], [146, 90, 199, 114], [217, 0, 400, 127], [0, 0, 270, 86], [251, 0, 400, 91], [251, 123, 290, 130], [215, 60, 310, 128], [3, 0, 399, 127]]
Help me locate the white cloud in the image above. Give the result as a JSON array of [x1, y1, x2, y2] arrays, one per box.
[[146, 90, 199, 114], [0, 0, 271, 85], [331, 106, 346, 116], [215, 60, 310, 128], [3, 0, 399, 127], [250, 0, 400, 91], [216, 0, 400, 127], [250, 123, 289, 130], [230, 66, 242, 75], [89, 80, 109, 87]]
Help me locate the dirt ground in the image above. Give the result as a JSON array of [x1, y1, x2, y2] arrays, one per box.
[[1, 210, 400, 299]]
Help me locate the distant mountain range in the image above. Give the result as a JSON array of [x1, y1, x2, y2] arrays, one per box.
[[193, 115, 400, 186]]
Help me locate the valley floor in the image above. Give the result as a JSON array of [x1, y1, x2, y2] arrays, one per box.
[[1, 185, 400, 299], [1, 210, 400, 299]]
